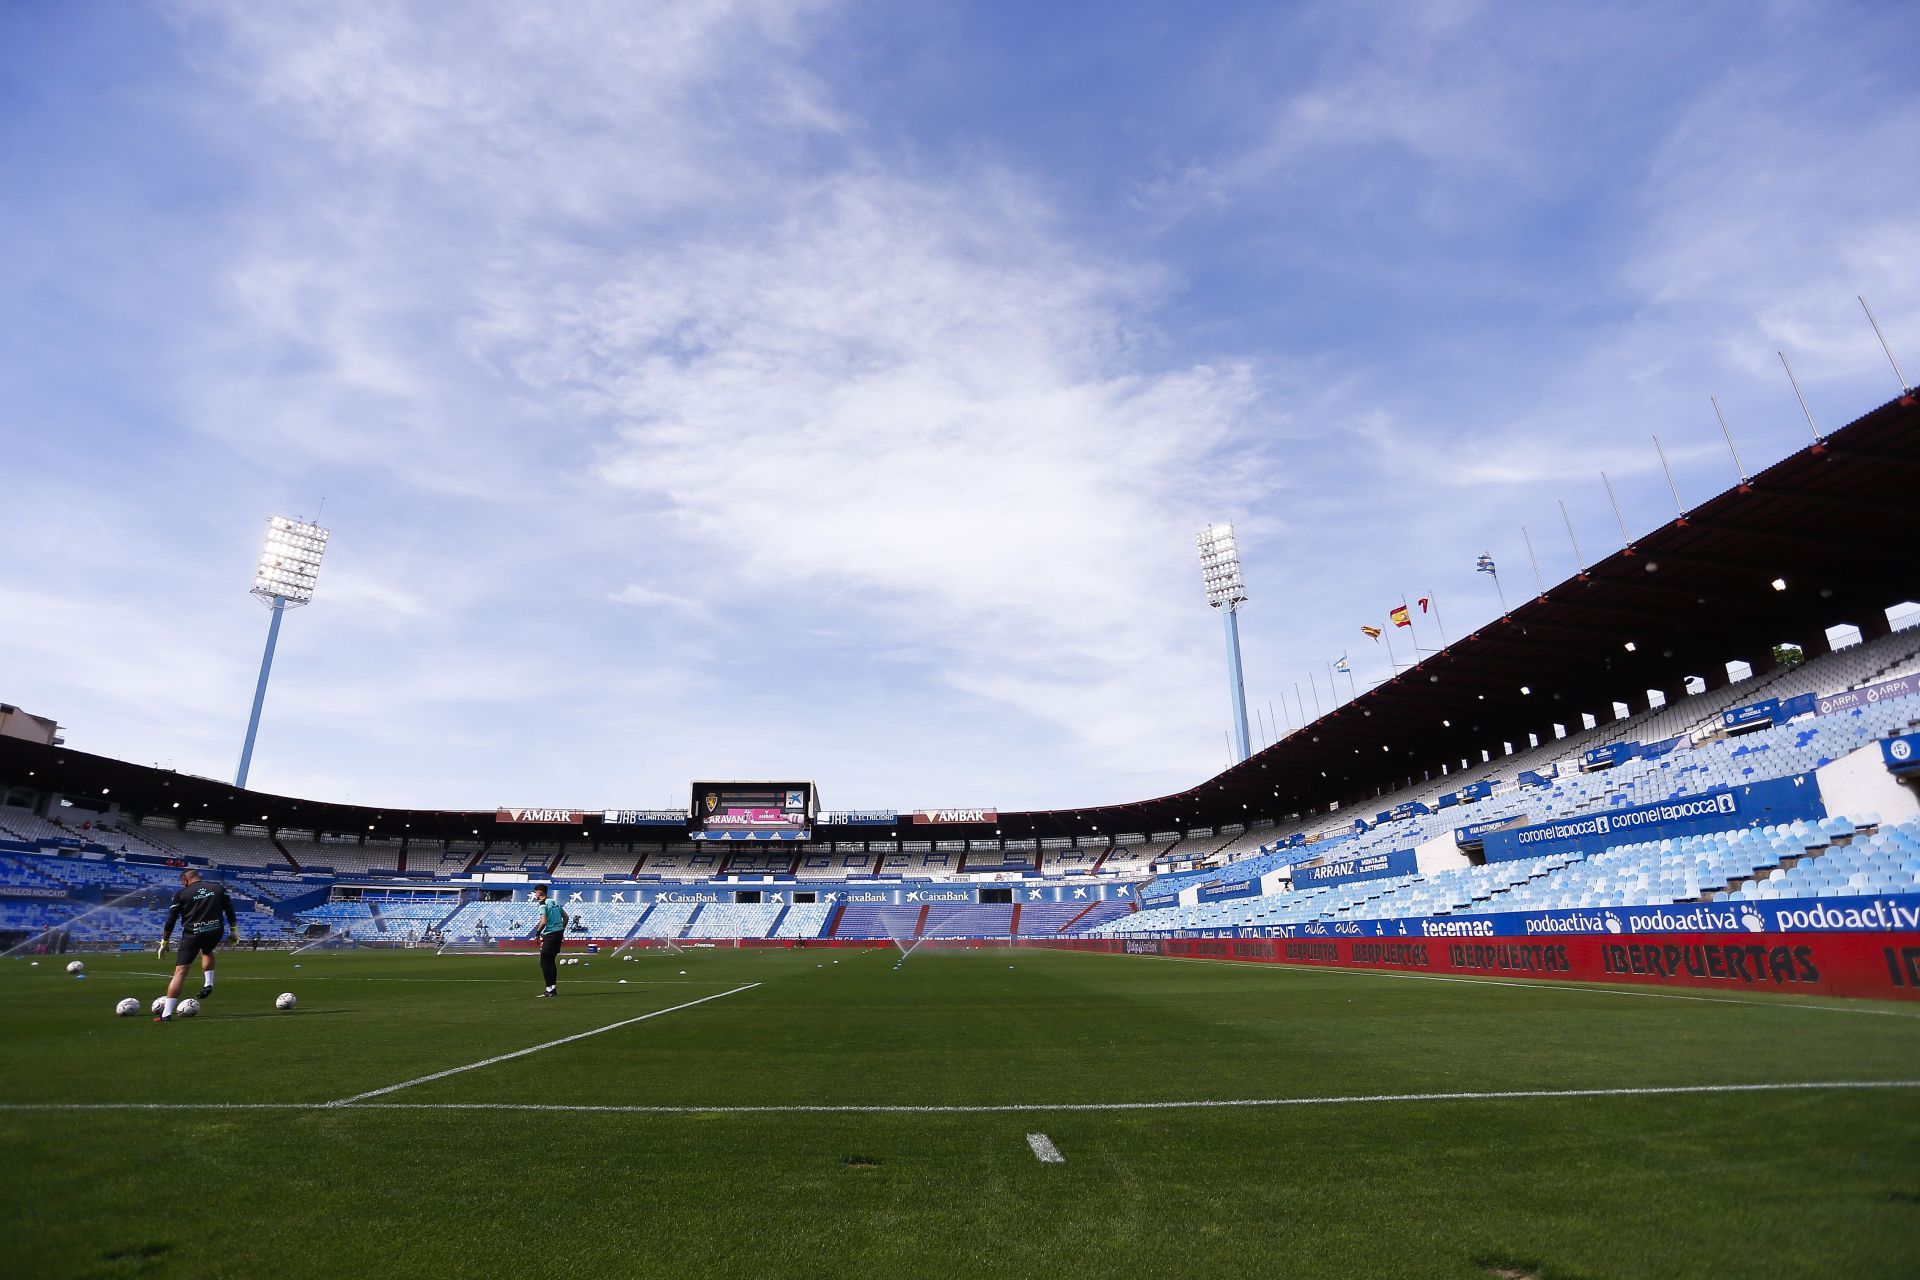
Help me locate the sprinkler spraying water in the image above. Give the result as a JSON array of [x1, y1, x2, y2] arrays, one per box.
[[879, 905, 963, 971], [0, 883, 173, 960]]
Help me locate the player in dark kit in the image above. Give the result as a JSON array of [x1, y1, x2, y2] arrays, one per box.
[[154, 869, 237, 1022], [530, 885, 569, 998]]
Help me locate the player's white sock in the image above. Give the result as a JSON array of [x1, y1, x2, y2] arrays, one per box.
[[162, 997, 177, 1017], [545, 985, 556, 994], [202, 972, 215, 990]]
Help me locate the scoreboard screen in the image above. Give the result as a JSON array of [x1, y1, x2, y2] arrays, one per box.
[[689, 781, 816, 842]]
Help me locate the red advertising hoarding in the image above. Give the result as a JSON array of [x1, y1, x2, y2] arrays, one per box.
[[1033, 932, 1920, 1001]]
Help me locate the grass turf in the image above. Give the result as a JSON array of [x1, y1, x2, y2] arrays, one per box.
[[2, 945, 1917, 1278]]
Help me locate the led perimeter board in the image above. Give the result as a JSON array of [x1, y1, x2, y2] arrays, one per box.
[[689, 781, 816, 841]]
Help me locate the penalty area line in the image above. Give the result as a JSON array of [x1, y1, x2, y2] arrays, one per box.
[[4, 1080, 1916, 1116], [324, 982, 761, 1106]]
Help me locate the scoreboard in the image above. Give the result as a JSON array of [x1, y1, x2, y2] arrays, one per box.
[[689, 781, 816, 841]]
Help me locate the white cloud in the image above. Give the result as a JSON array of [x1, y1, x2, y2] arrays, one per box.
[[608, 584, 713, 623], [9, 1, 1916, 814], [112, 0, 1285, 803], [516, 175, 1272, 776]]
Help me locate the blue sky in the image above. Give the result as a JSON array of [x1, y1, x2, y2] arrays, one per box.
[[2, 0, 1916, 815]]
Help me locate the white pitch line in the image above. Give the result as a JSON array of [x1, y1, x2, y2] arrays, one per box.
[[3, 1079, 1915, 1116], [325, 982, 761, 1106], [1026, 1132, 1065, 1162], [122, 972, 725, 985], [1116, 952, 1920, 1018]]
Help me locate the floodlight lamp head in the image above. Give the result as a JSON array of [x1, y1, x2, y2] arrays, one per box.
[[1195, 522, 1248, 609], [250, 515, 329, 608]]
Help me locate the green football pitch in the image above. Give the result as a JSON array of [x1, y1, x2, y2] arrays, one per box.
[[3, 946, 1917, 1279]]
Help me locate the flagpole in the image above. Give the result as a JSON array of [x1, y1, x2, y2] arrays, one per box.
[[1652, 435, 1687, 523], [1345, 667, 1358, 700], [1294, 680, 1306, 727], [1306, 673, 1322, 719], [1271, 699, 1284, 735], [1521, 526, 1547, 598], [1326, 661, 1339, 706], [1426, 589, 1448, 645], [1479, 552, 1509, 614], [1254, 705, 1267, 749], [1382, 625, 1401, 673], [1859, 294, 1912, 393], [1558, 499, 1586, 577], [1399, 593, 1422, 660]]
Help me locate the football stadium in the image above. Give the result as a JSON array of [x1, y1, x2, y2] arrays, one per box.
[[6, 5, 1920, 1279], [5, 387, 1920, 1277]]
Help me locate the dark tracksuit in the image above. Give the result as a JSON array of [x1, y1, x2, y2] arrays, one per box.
[[537, 900, 567, 988], [164, 881, 237, 965]]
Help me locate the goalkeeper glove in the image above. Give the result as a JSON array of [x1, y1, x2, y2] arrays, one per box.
[[156, 938, 169, 958]]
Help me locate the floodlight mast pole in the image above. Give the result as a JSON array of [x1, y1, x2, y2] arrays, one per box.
[[1221, 602, 1252, 762], [1196, 524, 1253, 765], [235, 597, 286, 788], [234, 516, 329, 789]]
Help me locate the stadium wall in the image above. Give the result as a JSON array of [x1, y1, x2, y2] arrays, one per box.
[[508, 930, 1920, 1001], [1030, 932, 1920, 1001]]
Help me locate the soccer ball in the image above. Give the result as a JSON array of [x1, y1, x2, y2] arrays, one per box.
[[176, 998, 201, 1018], [66, 960, 85, 974], [275, 992, 297, 1011], [150, 997, 167, 1015], [115, 998, 140, 1017]]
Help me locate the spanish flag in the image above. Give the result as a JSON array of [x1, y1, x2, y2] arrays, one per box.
[[1361, 625, 1383, 640], [1390, 605, 1412, 628]]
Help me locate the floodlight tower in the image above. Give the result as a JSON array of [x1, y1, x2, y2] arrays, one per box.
[[235, 516, 329, 788], [1196, 523, 1252, 764]]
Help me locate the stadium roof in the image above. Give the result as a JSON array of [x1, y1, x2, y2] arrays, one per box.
[[2, 390, 1915, 847]]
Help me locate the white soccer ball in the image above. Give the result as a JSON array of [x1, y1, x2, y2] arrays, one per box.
[[275, 992, 297, 1011], [176, 998, 201, 1018], [66, 960, 85, 974], [150, 997, 167, 1015], [115, 998, 140, 1017]]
